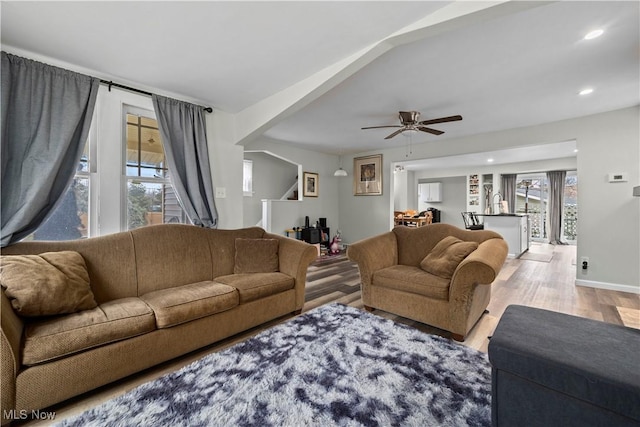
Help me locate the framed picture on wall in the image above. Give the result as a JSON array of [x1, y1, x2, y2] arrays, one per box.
[[303, 172, 319, 197], [353, 154, 382, 196]]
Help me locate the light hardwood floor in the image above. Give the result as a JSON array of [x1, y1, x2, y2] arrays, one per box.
[[20, 242, 640, 425], [306, 242, 640, 352]]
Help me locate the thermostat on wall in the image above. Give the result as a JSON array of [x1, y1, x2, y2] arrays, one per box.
[[608, 173, 628, 182]]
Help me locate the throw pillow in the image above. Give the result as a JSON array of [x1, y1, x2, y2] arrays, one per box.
[[0, 251, 97, 316], [420, 236, 479, 279], [234, 238, 279, 274]]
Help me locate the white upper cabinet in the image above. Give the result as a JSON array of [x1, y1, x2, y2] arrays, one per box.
[[418, 182, 442, 203]]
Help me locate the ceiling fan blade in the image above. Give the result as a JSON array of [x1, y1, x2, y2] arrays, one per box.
[[361, 125, 403, 130], [418, 126, 444, 136], [385, 129, 405, 139], [418, 115, 462, 126]]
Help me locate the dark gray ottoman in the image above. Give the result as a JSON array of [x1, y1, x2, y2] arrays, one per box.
[[488, 305, 640, 427]]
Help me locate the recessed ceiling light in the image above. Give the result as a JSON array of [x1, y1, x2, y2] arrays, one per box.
[[574, 149, 579, 153], [584, 29, 604, 40], [487, 158, 494, 163], [579, 88, 594, 96]]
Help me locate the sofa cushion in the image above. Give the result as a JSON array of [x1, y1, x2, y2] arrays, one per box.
[[215, 273, 294, 303], [234, 238, 279, 274], [420, 236, 478, 279], [132, 224, 215, 296], [373, 265, 450, 300], [22, 297, 155, 365], [0, 251, 97, 316], [141, 281, 239, 328]]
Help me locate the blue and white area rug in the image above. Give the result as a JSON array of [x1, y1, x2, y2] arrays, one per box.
[[58, 303, 491, 426]]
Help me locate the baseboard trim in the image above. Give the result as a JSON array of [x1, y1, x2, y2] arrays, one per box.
[[575, 279, 640, 294]]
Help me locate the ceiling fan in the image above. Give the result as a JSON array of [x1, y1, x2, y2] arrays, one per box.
[[361, 111, 462, 140]]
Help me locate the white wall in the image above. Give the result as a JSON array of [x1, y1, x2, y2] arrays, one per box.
[[573, 107, 640, 292], [207, 110, 245, 229], [337, 107, 639, 292]]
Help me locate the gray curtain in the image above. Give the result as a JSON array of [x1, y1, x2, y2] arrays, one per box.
[[501, 174, 517, 214], [152, 94, 218, 228], [1, 52, 99, 246], [547, 170, 567, 245]]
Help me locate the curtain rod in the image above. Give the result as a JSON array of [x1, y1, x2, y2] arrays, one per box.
[[99, 79, 213, 113]]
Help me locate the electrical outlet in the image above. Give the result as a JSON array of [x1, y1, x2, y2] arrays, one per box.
[[215, 187, 226, 198], [580, 256, 589, 272]]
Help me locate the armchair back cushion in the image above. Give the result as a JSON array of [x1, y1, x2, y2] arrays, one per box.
[[420, 236, 479, 279], [393, 224, 502, 266]]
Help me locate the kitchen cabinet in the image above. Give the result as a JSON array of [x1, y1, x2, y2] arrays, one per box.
[[418, 182, 442, 203]]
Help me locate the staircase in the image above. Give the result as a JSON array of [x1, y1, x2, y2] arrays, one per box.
[[282, 180, 299, 201]]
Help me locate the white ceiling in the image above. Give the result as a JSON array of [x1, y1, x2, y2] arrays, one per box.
[[1, 1, 442, 112], [2, 1, 639, 168]]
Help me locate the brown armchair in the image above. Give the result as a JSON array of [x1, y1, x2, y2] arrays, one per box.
[[347, 223, 507, 341]]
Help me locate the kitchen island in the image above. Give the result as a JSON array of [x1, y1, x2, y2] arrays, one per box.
[[481, 214, 529, 257]]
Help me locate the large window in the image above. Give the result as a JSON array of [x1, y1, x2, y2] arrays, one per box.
[[515, 171, 577, 243], [125, 110, 186, 230], [32, 92, 189, 241]]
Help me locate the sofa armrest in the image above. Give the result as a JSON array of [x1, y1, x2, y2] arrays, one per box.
[[264, 233, 318, 310], [450, 237, 508, 301], [346, 231, 398, 288], [1, 291, 23, 422]]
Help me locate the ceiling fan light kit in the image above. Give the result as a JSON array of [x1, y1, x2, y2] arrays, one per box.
[[361, 110, 462, 140]]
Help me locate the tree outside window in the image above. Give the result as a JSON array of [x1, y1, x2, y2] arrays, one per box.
[[125, 112, 186, 230], [33, 144, 89, 241]]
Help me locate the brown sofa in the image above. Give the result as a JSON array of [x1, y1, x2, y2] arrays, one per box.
[[0, 224, 317, 424], [347, 224, 508, 341]]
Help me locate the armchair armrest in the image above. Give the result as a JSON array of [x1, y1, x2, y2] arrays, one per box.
[[448, 238, 507, 337], [346, 231, 398, 288], [450, 237, 508, 301], [264, 233, 318, 310], [1, 291, 23, 422]]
